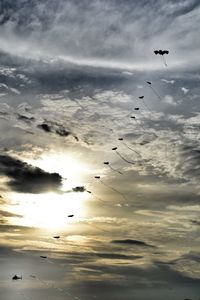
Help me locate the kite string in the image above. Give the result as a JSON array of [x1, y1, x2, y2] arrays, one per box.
[[108, 164, 123, 175], [142, 98, 153, 114], [87, 189, 112, 206], [22, 251, 82, 300], [150, 86, 162, 100], [100, 179, 128, 201], [32, 275, 81, 300]]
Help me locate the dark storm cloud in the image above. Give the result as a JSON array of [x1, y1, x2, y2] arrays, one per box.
[[111, 239, 155, 248], [0, 154, 62, 193]]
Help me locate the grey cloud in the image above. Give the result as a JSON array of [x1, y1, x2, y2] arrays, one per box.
[[72, 186, 86, 192], [17, 114, 35, 123], [0, 154, 62, 193], [37, 121, 77, 140], [111, 239, 155, 248], [0, 0, 200, 71], [93, 252, 143, 260], [37, 122, 51, 132]]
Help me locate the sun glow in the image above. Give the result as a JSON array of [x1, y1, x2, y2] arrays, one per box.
[[6, 152, 93, 230], [8, 191, 88, 230]]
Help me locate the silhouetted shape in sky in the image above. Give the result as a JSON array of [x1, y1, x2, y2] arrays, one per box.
[[12, 275, 22, 280], [154, 49, 169, 66]]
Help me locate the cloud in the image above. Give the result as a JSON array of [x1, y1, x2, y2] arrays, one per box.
[[181, 87, 189, 94], [0, 154, 62, 193], [92, 252, 143, 260], [17, 114, 35, 123], [37, 123, 51, 132], [163, 95, 177, 106], [37, 121, 77, 140], [72, 186, 86, 193], [111, 239, 155, 248], [0, 0, 200, 71], [161, 79, 175, 84]]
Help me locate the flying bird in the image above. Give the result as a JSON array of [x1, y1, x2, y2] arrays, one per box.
[[67, 214, 74, 217], [53, 236, 60, 239], [40, 256, 47, 259], [12, 275, 22, 280]]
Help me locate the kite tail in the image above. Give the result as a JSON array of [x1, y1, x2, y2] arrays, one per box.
[[122, 142, 140, 156], [109, 165, 123, 175], [100, 179, 128, 201], [162, 55, 168, 67], [116, 151, 135, 165]]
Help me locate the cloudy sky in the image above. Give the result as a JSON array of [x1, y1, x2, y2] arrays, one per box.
[[0, 0, 200, 299]]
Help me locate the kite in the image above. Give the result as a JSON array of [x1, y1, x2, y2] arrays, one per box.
[[154, 49, 169, 66], [12, 275, 22, 280]]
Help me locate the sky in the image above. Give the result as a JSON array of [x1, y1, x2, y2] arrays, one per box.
[[0, 0, 200, 299]]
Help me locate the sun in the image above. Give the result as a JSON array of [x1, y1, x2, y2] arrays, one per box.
[[6, 152, 93, 230]]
